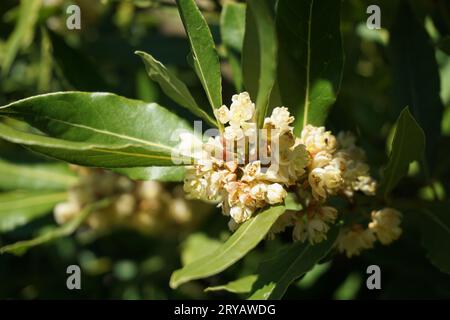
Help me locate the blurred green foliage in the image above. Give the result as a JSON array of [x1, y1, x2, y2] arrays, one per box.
[[0, 0, 449, 299]]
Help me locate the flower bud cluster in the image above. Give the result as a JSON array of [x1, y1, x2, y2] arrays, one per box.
[[54, 167, 202, 234], [337, 208, 402, 257]]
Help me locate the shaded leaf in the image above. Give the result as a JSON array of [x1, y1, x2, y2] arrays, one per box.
[[170, 205, 285, 288], [48, 30, 110, 91], [136, 51, 217, 127], [380, 107, 425, 195], [419, 203, 450, 274], [0, 191, 67, 233], [389, 1, 444, 165], [437, 36, 450, 56], [242, 0, 277, 126], [247, 226, 339, 300], [176, 0, 222, 111], [276, 0, 344, 134]]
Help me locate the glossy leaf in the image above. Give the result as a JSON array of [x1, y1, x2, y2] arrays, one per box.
[[242, 0, 277, 127], [380, 107, 425, 196], [205, 275, 257, 294], [0, 199, 109, 255], [389, 1, 443, 165], [276, 0, 344, 134], [1, 0, 42, 75], [247, 226, 339, 300], [419, 203, 450, 274], [0, 92, 192, 169], [135, 51, 217, 127], [176, 0, 222, 111], [170, 205, 285, 288], [0, 191, 67, 233], [0, 159, 77, 191]]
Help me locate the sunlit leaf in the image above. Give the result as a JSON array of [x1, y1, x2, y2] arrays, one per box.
[[0, 159, 77, 191], [170, 205, 285, 289], [181, 233, 222, 266], [176, 0, 222, 112], [276, 0, 344, 134], [0, 92, 192, 170], [136, 51, 217, 127], [205, 275, 257, 294], [0, 191, 67, 233]]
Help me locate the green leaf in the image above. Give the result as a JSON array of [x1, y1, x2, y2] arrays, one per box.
[[205, 275, 257, 294], [380, 107, 425, 196], [419, 203, 450, 274], [0, 199, 109, 255], [0, 191, 67, 233], [180, 233, 222, 266], [220, 3, 246, 92], [176, 0, 222, 112], [170, 204, 285, 289], [1, 0, 42, 76], [0, 92, 192, 169], [276, 0, 344, 134], [0, 159, 77, 191], [135, 51, 217, 127], [389, 1, 444, 165], [242, 0, 277, 127], [247, 226, 339, 300], [221, 3, 246, 52], [112, 166, 186, 182]]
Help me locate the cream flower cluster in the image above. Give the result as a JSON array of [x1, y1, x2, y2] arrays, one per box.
[[54, 167, 205, 235], [337, 208, 402, 257], [184, 92, 309, 225], [182, 92, 402, 256], [301, 126, 377, 200]]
